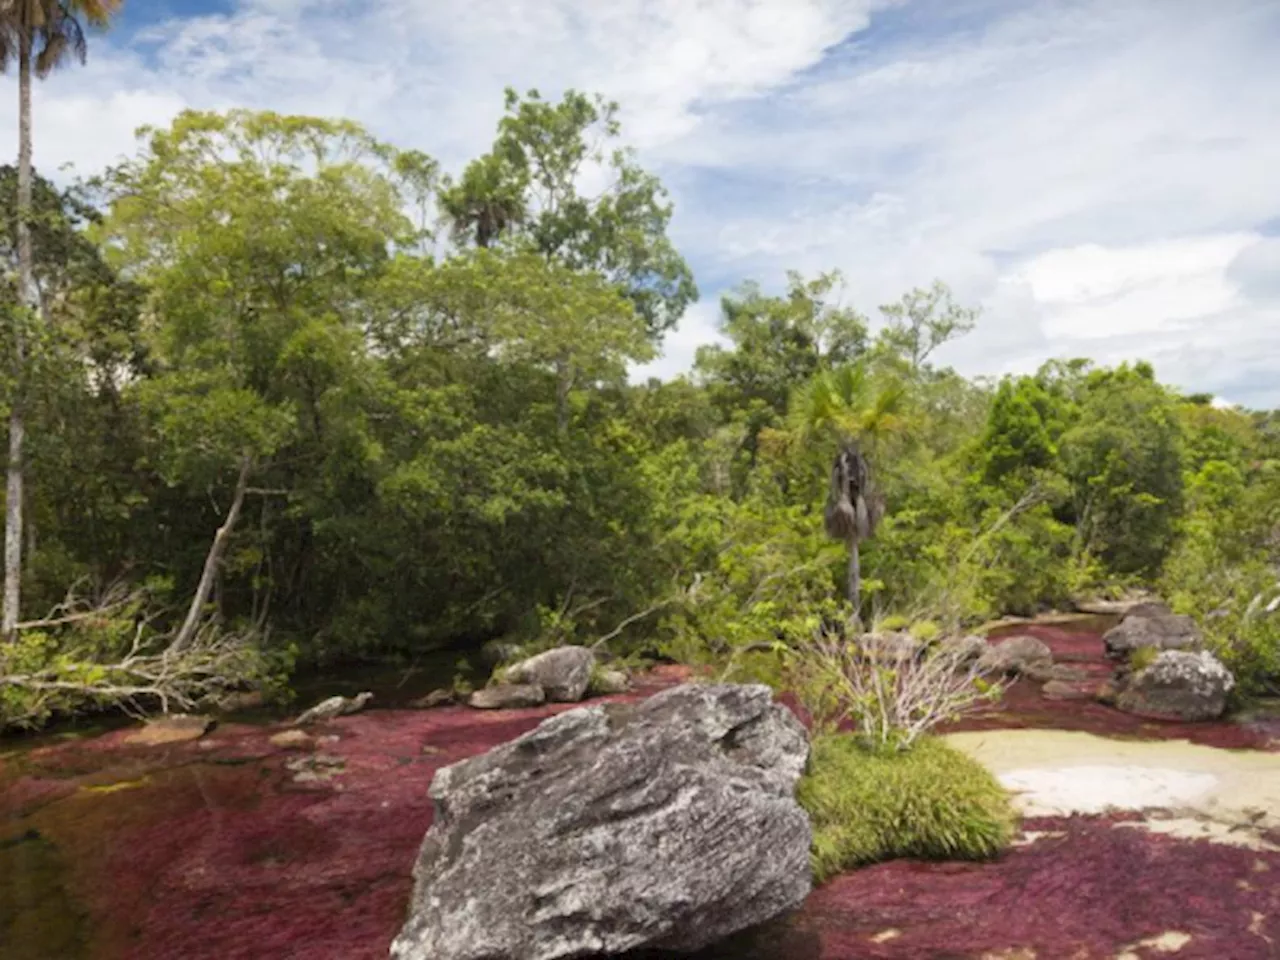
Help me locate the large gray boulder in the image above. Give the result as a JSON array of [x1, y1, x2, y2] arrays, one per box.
[[390, 683, 812, 960], [977, 635, 1053, 676], [503, 645, 596, 702], [1116, 650, 1235, 722], [1103, 611, 1201, 658]]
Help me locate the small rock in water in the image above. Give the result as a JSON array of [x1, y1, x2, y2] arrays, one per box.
[[124, 714, 216, 746], [467, 684, 546, 710], [285, 752, 346, 784], [501, 645, 595, 702], [940, 634, 989, 663], [1042, 680, 1096, 701], [590, 667, 631, 695], [1104, 612, 1201, 658], [269, 729, 315, 750], [1025, 662, 1091, 684], [409, 689, 455, 709], [978, 635, 1053, 676], [294, 691, 373, 726]]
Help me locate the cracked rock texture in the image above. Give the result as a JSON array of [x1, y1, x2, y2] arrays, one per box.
[[1117, 650, 1235, 722], [390, 683, 812, 960]]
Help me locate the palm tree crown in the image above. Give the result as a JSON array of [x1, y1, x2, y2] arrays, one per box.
[[0, 1, 122, 77]]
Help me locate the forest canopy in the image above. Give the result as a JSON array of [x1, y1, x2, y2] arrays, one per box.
[[1, 91, 1278, 727]]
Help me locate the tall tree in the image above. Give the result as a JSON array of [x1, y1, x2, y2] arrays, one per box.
[[875, 280, 977, 372], [442, 87, 697, 339], [0, 0, 123, 636]]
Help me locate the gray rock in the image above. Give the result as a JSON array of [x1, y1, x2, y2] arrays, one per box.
[[503, 645, 596, 702], [1103, 612, 1201, 658], [938, 634, 990, 663], [294, 692, 373, 726], [409, 688, 456, 709], [390, 683, 812, 960], [124, 714, 216, 746], [977, 635, 1053, 675], [1116, 650, 1235, 722], [468, 684, 547, 710], [589, 667, 631, 695], [1041, 680, 1097, 701]]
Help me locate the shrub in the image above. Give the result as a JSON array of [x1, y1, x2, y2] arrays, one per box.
[[798, 733, 1017, 883], [784, 624, 1005, 752]]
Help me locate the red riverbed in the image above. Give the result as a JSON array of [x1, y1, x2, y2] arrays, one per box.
[[1, 642, 1277, 960]]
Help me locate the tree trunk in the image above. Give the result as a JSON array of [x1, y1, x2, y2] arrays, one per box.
[[846, 536, 861, 614], [169, 456, 253, 653], [3, 36, 34, 638]]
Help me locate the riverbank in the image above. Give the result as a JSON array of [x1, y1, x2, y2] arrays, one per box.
[[3, 632, 1278, 959]]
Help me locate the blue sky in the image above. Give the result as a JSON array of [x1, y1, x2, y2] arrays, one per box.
[[3, 0, 1280, 406]]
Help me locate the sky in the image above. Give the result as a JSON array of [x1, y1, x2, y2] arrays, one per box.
[[2, 0, 1279, 406]]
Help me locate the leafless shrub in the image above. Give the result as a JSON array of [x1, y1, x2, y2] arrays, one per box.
[[787, 623, 1006, 752]]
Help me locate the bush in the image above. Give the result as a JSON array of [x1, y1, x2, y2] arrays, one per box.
[[798, 733, 1016, 883], [784, 624, 1005, 752]]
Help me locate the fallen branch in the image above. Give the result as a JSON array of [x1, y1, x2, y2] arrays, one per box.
[[0, 618, 266, 730]]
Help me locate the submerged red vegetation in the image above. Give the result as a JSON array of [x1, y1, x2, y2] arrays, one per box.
[[1, 643, 1277, 959], [707, 814, 1279, 959], [945, 624, 1280, 751]]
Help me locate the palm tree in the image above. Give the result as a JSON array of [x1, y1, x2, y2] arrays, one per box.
[[439, 152, 527, 250], [824, 440, 883, 615], [786, 363, 906, 613], [0, 0, 123, 636]]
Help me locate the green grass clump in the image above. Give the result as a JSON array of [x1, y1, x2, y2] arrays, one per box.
[[797, 733, 1017, 883], [1128, 645, 1160, 672]]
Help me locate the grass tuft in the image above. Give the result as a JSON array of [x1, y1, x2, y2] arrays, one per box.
[[797, 733, 1017, 883]]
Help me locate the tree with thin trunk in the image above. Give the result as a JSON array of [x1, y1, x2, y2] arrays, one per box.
[[0, 0, 124, 638], [824, 441, 884, 614], [786, 363, 903, 615]]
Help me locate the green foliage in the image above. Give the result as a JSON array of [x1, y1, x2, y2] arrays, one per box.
[[1128, 645, 1160, 672], [798, 734, 1016, 883], [1059, 363, 1185, 576], [3, 92, 1277, 729]]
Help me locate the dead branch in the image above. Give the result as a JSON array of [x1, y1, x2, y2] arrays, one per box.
[[591, 597, 675, 650], [0, 618, 264, 730], [170, 454, 253, 654]]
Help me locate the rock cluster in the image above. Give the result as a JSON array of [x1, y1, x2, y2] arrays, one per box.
[[467, 644, 631, 710]]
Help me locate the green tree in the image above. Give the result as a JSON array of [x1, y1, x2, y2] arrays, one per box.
[[1059, 362, 1184, 576], [0, 0, 124, 635], [697, 270, 868, 418], [442, 87, 696, 338], [875, 280, 977, 371], [95, 109, 414, 646]]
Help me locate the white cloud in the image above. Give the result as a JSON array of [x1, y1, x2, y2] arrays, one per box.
[[0, 0, 1278, 405], [630, 299, 727, 382]]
